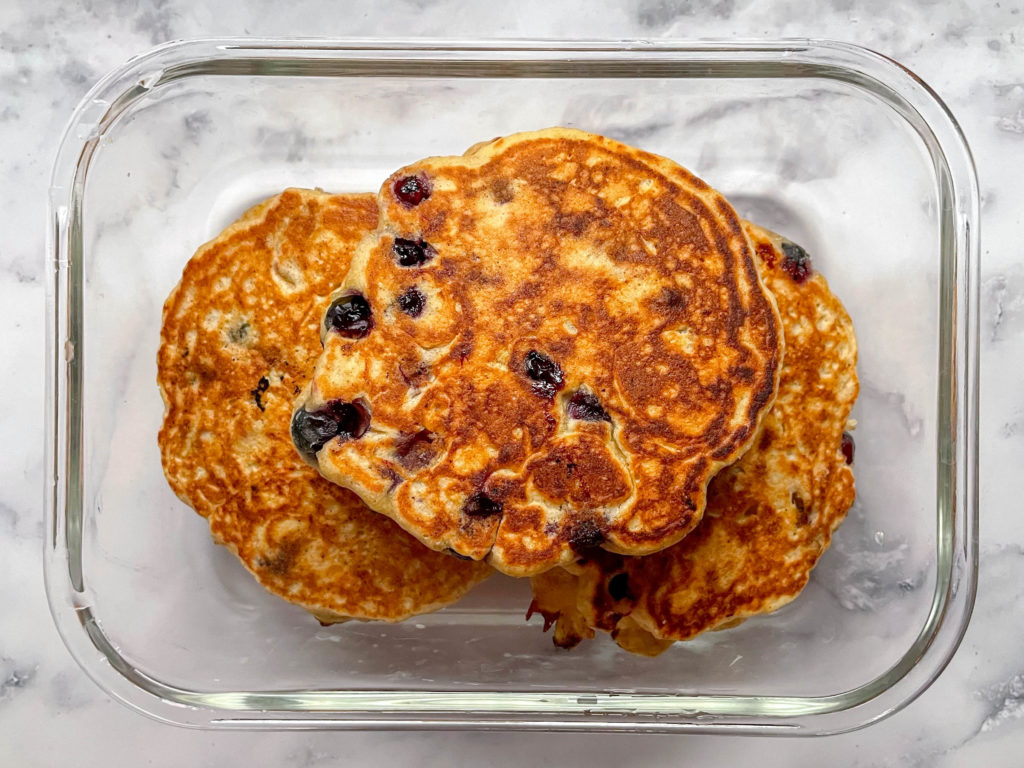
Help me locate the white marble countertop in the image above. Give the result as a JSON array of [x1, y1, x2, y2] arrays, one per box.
[[2, 0, 1021, 765]]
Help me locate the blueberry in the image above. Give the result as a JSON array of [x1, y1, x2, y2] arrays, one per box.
[[523, 350, 564, 398], [394, 428, 436, 470], [463, 492, 502, 518], [393, 174, 432, 207], [607, 572, 630, 601], [393, 238, 436, 267], [781, 241, 813, 284], [291, 399, 371, 462], [250, 376, 270, 412], [841, 431, 855, 465], [566, 390, 609, 422], [325, 293, 373, 339], [569, 520, 604, 556], [397, 286, 426, 317]]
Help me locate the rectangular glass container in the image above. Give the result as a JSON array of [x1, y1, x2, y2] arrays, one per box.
[[45, 39, 979, 733]]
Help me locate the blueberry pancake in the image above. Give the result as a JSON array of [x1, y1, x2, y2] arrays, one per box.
[[298, 128, 784, 576], [158, 189, 490, 624], [530, 222, 858, 654]]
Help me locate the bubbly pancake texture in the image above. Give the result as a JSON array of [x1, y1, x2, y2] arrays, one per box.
[[530, 222, 858, 653], [158, 189, 490, 623], [301, 128, 784, 576]]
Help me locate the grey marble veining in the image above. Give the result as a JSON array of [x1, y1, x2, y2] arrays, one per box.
[[1, 0, 1022, 765]]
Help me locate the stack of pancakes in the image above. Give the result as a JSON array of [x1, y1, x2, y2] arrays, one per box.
[[158, 127, 857, 654]]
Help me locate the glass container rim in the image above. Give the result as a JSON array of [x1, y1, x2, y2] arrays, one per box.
[[44, 36, 980, 734]]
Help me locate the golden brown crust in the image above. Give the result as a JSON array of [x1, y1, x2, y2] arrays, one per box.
[[305, 128, 783, 576], [530, 222, 859, 652], [158, 189, 490, 623]]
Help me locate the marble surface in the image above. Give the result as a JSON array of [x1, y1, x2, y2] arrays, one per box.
[[1, 0, 1020, 764]]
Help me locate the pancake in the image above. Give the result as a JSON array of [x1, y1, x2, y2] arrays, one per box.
[[298, 128, 783, 576], [530, 222, 858, 654], [158, 189, 490, 623]]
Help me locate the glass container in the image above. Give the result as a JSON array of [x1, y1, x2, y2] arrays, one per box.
[[45, 39, 979, 733]]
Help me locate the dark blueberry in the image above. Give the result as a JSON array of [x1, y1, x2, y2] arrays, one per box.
[[394, 428, 437, 470], [392, 238, 436, 267], [393, 174, 432, 207], [569, 519, 605, 556], [607, 572, 631, 601], [463, 491, 502, 518], [290, 399, 371, 462], [325, 293, 373, 339], [291, 408, 339, 460], [523, 350, 564, 398], [395, 428, 433, 455], [780, 241, 813, 284], [566, 390, 610, 422], [250, 376, 270, 412], [397, 286, 426, 317], [841, 431, 855, 465]]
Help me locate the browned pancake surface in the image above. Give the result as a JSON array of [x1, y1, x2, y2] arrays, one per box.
[[158, 189, 490, 623], [530, 222, 858, 653], [303, 129, 783, 576]]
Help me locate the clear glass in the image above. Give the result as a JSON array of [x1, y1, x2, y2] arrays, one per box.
[[44, 39, 979, 733]]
